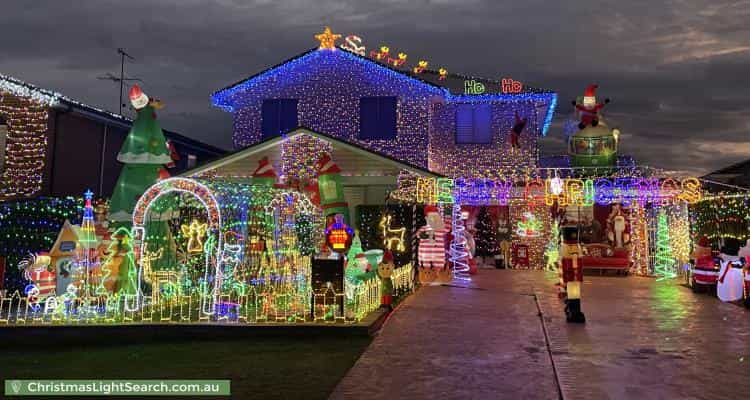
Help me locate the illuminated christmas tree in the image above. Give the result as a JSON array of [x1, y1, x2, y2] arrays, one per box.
[[79, 190, 98, 247], [295, 214, 317, 256], [654, 211, 676, 280], [474, 207, 497, 257]]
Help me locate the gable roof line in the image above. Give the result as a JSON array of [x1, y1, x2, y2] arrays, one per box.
[[211, 46, 555, 104], [181, 127, 443, 179]]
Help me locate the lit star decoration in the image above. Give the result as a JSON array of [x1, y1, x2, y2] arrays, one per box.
[[315, 27, 341, 50]]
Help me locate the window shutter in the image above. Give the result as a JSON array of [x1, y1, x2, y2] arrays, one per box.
[[359, 97, 379, 139], [378, 97, 397, 139], [280, 99, 298, 134], [261, 100, 280, 139], [473, 104, 492, 144], [262, 99, 298, 138], [455, 104, 474, 143]]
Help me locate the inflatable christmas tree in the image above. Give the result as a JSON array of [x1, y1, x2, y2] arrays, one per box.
[[108, 85, 172, 225]]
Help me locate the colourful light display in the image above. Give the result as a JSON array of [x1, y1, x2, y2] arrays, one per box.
[[325, 214, 354, 252], [464, 80, 486, 95], [501, 78, 523, 94], [449, 204, 470, 281], [379, 214, 406, 252], [654, 211, 676, 280], [314, 26, 341, 50], [0, 86, 49, 200], [413, 176, 702, 206], [211, 45, 557, 175]]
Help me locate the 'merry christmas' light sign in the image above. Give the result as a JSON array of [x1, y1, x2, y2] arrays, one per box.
[[414, 176, 702, 206]]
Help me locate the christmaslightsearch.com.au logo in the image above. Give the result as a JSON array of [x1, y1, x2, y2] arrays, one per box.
[[4, 380, 230, 396]]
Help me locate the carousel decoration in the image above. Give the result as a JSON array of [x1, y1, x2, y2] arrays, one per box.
[[568, 84, 620, 168]]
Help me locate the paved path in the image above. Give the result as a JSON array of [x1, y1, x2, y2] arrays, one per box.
[[331, 270, 750, 400], [331, 271, 559, 400]]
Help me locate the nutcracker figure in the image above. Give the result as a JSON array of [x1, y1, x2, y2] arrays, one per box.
[[559, 225, 585, 323]]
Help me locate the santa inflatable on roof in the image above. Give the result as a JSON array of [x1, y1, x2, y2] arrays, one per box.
[[573, 84, 610, 130]]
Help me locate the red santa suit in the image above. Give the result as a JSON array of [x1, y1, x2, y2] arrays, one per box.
[[417, 206, 451, 269], [575, 84, 607, 128]]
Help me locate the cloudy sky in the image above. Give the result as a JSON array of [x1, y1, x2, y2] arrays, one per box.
[[2, 0, 748, 175]]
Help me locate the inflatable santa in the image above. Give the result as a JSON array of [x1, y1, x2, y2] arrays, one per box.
[[573, 84, 610, 130]]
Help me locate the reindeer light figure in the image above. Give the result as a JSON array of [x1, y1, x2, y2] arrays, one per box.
[[379, 215, 406, 252]]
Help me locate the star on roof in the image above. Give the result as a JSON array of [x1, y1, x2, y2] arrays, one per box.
[[315, 27, 341, 50]]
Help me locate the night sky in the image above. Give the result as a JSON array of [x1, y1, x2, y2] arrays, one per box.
[[2, 1, 748, 175]]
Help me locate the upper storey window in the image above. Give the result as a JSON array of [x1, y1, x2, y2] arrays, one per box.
[[455, 104, 491, 144], [261, 99, 298, 139], [359, 97, 397, 140]]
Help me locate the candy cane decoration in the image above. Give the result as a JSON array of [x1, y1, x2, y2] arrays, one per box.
[[450, 204, 470, 281]]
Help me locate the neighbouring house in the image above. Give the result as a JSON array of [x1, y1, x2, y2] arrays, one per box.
[[0, 74, 227, 201], [702, 158, 750, 189]]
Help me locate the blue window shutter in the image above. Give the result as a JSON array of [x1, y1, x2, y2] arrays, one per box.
[[378, 97, 397, 139], [262, 99, 298, 138], [359, 97, 379, 139], [455, 104, 474, 143], [280, 99, 298, 134], [261, 100, 280, 139], [473, 104, 492, 144]]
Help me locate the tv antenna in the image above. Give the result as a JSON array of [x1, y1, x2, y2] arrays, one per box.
[[97, 48, 141, 115]]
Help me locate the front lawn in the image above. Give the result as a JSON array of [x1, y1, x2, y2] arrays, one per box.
[[0, 333, 371, 399]]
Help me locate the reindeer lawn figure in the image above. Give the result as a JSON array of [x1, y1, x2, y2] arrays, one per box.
[[380, 215, 406, 252]]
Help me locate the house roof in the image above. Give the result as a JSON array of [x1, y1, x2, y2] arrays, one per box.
[[182, 127, 443, 179], [704, 158, 750, 177], [210, 47, 558, 135], [0, 73, 226, 155]]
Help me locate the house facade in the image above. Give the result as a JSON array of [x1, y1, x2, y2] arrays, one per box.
[[211, 47, 557, 179], [0, 74, 226, 201]]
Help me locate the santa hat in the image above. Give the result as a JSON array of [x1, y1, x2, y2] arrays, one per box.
[[697, 236, 710, 248], [356, 253, 366, 260], [129, 84, 149, 110], [252, 157, 277, 178], [424, 205, 439, 216], [316, 154, 341, 175], [165, 140, 180, 168], [383, 250, 394, 263], [584, 84, 598, 97], [583, 84, 598, 103]]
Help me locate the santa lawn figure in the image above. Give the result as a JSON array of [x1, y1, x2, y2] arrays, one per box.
[[510, 111, 528, 149], [559, 225, 585, 323], [573, 84, 610, 130], [416, 205, 450, 283], [690, 236, 719, 292]]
